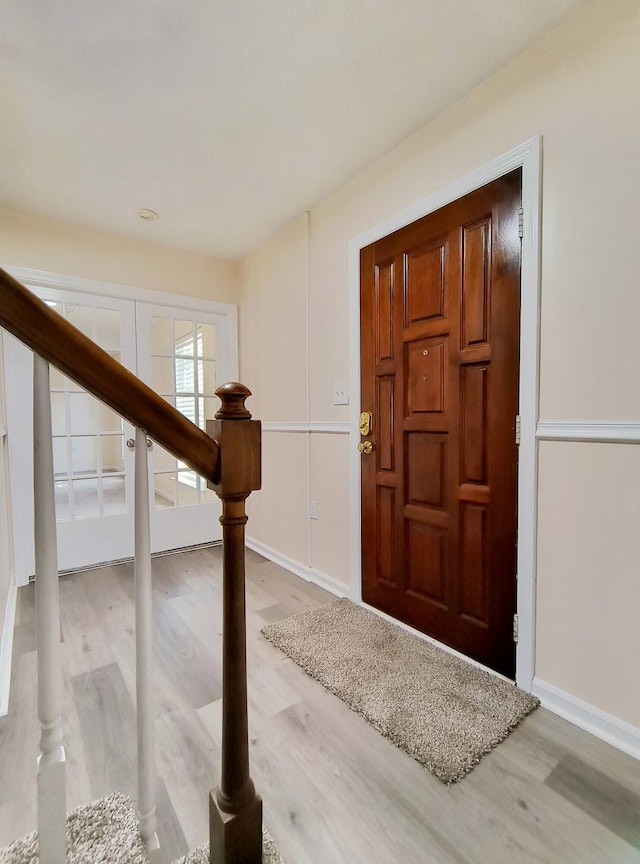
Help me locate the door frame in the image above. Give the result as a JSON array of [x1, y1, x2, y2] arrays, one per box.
[[348, 137, 542, 691], [3, 265, 238, 586]]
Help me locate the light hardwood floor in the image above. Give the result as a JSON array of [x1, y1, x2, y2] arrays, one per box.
[[1, 546, 639, 863]]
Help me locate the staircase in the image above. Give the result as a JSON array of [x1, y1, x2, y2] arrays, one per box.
[[0, 268, 267, 864]]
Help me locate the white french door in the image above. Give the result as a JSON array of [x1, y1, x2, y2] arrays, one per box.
[[5, 289, 137, 573], [5, 276, 237, 581], [50, 293, 138, 569], [136, 303, 229, 552]]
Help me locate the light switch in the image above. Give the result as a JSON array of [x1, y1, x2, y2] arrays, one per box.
[[333, 380, 349, 405]]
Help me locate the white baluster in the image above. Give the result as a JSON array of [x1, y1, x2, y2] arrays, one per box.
[[33, 355, 67, 864], [134, 427, 159, 851]]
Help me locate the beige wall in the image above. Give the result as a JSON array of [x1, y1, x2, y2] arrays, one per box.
[[0, 205, 239, 304], [240, 215, 308, 422], [240, 0, 640, 728], [240, 215, 312, 562], [249, 432, 310, 567], [536, 442, 640, 724]]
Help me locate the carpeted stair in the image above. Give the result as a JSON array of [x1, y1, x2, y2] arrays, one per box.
[[0, 792, 284, 864]]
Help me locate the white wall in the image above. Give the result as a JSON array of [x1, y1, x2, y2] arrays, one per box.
[[239, 0, 640, 732]]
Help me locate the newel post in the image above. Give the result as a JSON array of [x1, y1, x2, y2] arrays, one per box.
[[206, 383, 262, 864]]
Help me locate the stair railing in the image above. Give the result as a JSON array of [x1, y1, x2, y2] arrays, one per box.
[[0, 267, 263, 864]]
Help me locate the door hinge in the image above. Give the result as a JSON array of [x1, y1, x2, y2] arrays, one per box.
[[515, 414, 521, 446], [518, 207, 524, 239], [513, 614, 519, 644]]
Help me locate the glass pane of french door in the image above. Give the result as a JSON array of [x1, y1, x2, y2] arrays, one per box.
[[50, 302, 128, 522], [137, 304, 230, 552]]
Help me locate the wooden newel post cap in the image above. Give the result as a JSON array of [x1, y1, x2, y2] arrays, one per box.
[[207, 382, 261, 495], [215, 383, 252, 420]]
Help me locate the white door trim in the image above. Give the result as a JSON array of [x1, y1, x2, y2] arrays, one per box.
[[348, 136, 542, 691], [3, 265, 238, 320]]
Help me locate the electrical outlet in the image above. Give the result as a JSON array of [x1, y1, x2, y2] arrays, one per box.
[[309, 500, 318, 520], [333, 380, 349, 405]]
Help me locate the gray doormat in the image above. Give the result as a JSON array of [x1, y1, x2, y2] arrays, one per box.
[[0, 792, 283, 864], [261, 598, 539, 783]]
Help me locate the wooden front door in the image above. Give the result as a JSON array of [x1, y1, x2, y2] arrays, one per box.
[[360, 170, 521, 678]]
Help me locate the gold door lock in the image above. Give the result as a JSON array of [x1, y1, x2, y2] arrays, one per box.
[[357, 441, 373, 454], [359, 411, 373, 436]]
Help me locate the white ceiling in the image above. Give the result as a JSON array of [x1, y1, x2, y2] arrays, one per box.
[[1, 1, 587, 260]]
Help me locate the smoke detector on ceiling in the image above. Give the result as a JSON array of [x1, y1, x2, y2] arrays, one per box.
[[137, 208, 158, 221]]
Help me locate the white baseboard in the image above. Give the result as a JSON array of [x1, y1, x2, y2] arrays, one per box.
[[0, 579, 17, 717], [245, 537, 349, 599], [532, 677, 640, 762]]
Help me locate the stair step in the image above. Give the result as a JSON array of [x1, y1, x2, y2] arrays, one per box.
[[0, 792, 284, 864], [0, 792, 148, 863]]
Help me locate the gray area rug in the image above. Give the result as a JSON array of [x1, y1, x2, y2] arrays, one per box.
[[262, 598, 539, 783], [0, 792, 283, 864]]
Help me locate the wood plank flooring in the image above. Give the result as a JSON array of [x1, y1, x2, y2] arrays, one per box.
[[0, 546, 639, 863]]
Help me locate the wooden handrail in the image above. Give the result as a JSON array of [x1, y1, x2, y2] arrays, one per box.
[[0, 267, 220, 483]]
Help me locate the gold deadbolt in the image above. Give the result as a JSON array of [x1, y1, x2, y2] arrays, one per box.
[[357, 441, 373, 455], [359, 411, 373, 436]]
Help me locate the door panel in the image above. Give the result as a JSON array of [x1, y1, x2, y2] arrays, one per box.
[[6, 290, 137, 572], [360, 170, 521, 678], [52, 296, 136, 570], [51, 294, 136, 569], [136, 303, 229, 553]]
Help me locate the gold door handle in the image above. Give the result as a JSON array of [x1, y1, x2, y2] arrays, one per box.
[[357, 441, 373, 454]]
